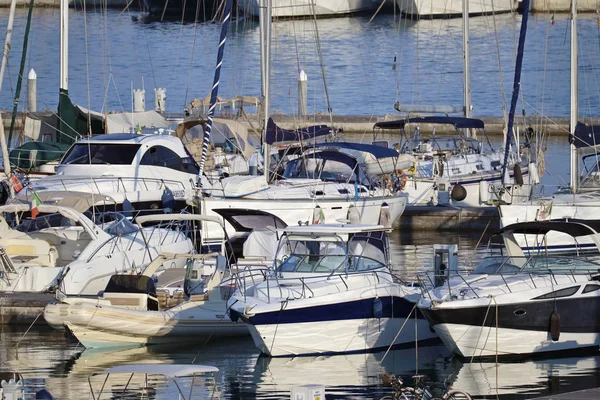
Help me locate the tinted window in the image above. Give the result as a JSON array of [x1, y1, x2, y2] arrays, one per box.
[[583, 284, 600, 294], [141, 146, 199, 174], [62, 144, 141, 165], [533, 286, 579, 300]]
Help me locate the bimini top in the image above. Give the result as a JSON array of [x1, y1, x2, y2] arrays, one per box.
[[569, 122, 600, 149], [314, 141, 399, 159], [99, 364, 219, 377], [375, 116, 485, 130], [265, 118, 332, 145], [282, 224, 386, 236], [499, 219, 600, 237]]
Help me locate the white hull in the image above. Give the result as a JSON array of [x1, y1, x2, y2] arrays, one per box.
[[247, 317, 436, 357], [201, 194, 406, 239], [45, 300, 248, 348], [396, 0, 518, 16], [434, 323, 600, 358], [238, 0, 374, 17]]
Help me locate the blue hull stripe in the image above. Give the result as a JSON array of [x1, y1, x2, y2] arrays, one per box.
[[239, 296, 423, 326]]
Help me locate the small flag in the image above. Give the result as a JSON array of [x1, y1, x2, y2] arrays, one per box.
[[136, 122, 142, 133], [551, 14, 555, 25], [10, 175, 23, 193], [31, 191, 42, 220], [131, 260, 137, 273]]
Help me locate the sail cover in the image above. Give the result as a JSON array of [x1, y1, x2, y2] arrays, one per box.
[[375, 116, 485, 130], [265, 118, 332, 144], [570, 122, 600, 149]]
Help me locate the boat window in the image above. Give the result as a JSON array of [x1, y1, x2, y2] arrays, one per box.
[[533, 286, 580, 300], [583, 284, 600, 294], [141, 145, 199, 174], [473, 257, 522, 274], [62, 143, 141, 165], [15, 213, 78, 232], [104, 274, 156, 296]]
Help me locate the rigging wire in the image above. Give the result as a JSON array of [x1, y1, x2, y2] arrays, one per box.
[[309, 0, 333, 122]]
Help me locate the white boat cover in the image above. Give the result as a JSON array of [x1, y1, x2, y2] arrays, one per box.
[[100, 364, 219, 377], [105, 110, 172, 134], [243, 230, 280, 260]]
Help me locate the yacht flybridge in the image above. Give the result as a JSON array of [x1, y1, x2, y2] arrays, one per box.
[[375, 117, 534, 207], [418, 219, 600, 359], [27, 133, 202, 213], [227, 223, 437, 357]]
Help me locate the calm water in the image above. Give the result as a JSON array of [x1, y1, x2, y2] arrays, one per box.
[[2, 232, 600, 400], [0, 10, 599, 118]]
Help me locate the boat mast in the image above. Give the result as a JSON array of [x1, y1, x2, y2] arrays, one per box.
[[462, 0, 471, 121], [196, 0, 234, 177], [261, 0, 272, 184], [0, 0, 17, 94], [569, 0, 578, 193], [500, 0, 530, 186]]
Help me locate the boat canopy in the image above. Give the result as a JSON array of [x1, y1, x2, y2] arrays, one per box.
[[265, 118, 332, 145], [314, 142, 399, 159], [569, 122, 600, 149], [212, 208, 287, 232], [9, 191, 116, 213], [98, 364, 219, 377], [375, 116, 485, 130], [499, 219, 600, 237]]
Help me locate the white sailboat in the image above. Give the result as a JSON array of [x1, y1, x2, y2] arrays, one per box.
[[498, 0, 600, 253], [395, 0, 519, 17], [237, 0, 375, 18], [198, 0, 407, 237]]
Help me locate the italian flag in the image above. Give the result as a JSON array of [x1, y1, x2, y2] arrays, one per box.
[[31, 192, 42, 219]]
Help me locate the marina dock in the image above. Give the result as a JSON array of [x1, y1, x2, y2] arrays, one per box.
[[532, 388, 600, 399]]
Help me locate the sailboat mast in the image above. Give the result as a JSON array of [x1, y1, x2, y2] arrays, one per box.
[[0, 0, 17, 94], [60, 0, 68, 92], [462, 0, 471, 121], [262, 0, 272, 184], [500, 0, 530, 185], [569, 0, 578, 193], [196, 0, 234, 177]]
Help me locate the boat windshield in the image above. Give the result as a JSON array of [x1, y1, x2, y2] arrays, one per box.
[[401, 136, 480, 155], [277, 232, 388, 274], [579, 154, 600, 189], [93, 212, 138, 236], [283, 156, 370, 186], [62, 143, 141, 165], [474, 255, 600, 275], [15, 212, 79, 232]]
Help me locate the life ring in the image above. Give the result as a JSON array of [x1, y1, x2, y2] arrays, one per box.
[[394, 170, 407, 191]]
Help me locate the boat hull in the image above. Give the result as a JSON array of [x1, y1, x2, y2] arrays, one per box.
[[245, 317, 436, 357], [238, 0, 374, 17], [395, 0, 518, 16]]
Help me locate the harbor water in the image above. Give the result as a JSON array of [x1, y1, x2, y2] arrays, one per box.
[[0, 10, 599, 118], [3, 231, 600, 399]]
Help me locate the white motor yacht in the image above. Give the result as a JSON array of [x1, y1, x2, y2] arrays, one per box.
[[237, 0, 375, 18], [227, 224, 438, 357], [395, 0, 518, 17], [375, 117, 534, 207], [0, 202, 194, 296], [418, 219, 600, 359], [27, 133, 202, 213]]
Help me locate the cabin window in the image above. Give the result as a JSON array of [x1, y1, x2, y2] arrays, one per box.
[[62, 144, 141, 165], [533, 286, 579, 300], [141, 146, 199, 174], [583, 284, 600, 294]]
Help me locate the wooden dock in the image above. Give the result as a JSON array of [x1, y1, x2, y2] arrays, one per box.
[[394, 205, 500, 232], [0, 292, 53, 325], [532, 388, 600, 399]]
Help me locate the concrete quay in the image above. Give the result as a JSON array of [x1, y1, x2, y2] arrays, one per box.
[[531, 388, 600, 399], [3, 111, 596, 136]]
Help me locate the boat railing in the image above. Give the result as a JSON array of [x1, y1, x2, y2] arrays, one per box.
[[418, 267, 600, 302], [56, 176, 195, 193], [247, 268, 391, 304]]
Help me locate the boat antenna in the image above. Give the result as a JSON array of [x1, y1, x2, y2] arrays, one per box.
[[197, 0, 234, 179], [500, 0, 530, 188]]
